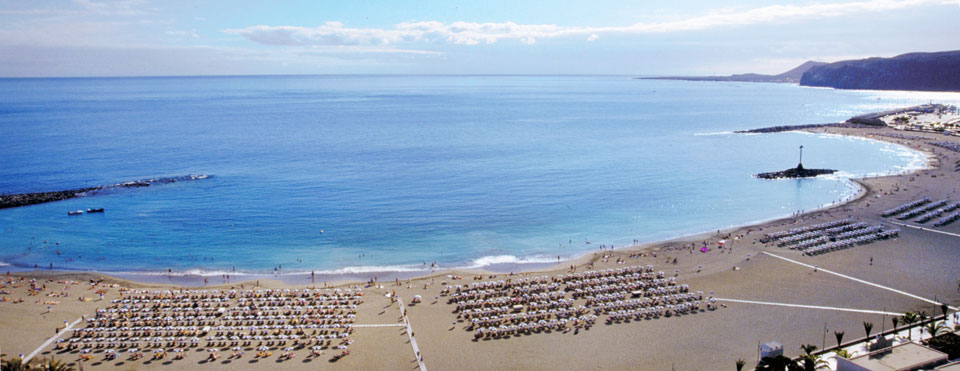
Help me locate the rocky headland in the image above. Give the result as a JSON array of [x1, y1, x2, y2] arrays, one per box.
[[799, 50, 960, 92]]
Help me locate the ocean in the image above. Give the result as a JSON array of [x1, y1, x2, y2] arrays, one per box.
[[0, 75, 956, 277]]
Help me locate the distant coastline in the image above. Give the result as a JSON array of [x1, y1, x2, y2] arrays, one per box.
[[641, 50, 960, 93], [638, 60, 826, 84], [800, 50, 960, 92]]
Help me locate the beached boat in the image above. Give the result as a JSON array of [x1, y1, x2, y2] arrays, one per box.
[[86, 208, 104, 213], [67, 210, 83, 216]]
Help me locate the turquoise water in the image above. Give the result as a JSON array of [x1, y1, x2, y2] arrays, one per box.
[[0, 76, 954, 276]]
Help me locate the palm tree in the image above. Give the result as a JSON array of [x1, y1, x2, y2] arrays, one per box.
[[923, 320, 946, 339], [892, 316, 899, 337], [940, 303, 949, 319], [863, 321, 873, 339], [834, 349, 855, 359], [38, 359, 74, 371], [755, 355, 796, 371], [1, 357, 30, 371], [797, 344, 827, 371], [901, 312, 919, 340], [834, 330, 844, 348], [737, 358, 746, 371]]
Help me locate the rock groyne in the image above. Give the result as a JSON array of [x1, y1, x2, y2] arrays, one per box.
[[0, 174, 210, 209], [756, 165, 835, 179]]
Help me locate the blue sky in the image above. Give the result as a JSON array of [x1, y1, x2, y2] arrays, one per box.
[[0, 0, 957, 76]]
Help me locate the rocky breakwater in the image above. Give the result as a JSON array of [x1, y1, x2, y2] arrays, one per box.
[[756, 164, 835, 179], [0, 174, 210, 209]]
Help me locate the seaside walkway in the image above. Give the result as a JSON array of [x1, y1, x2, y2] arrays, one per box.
[[715, 298, 904, 316], [398, 297, 428, 371], [762, 252, 959, 311], [23, 317, 82, 363]]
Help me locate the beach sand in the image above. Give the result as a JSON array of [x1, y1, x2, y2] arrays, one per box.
[[3, 125, 960, 370]]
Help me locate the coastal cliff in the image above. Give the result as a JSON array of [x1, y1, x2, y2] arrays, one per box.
[[800, 50, 960, 92]]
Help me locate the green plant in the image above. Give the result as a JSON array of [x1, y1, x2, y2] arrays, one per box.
[[834, 330, 844, 347], [901, 312, 919, 340], [1, 357, 30, 371], [797, 345, 826, 371], [38, 359, 74, 371], [863, 321, 873, 339], [754, 355, 797, 371], [834, 349, 855, 359], [924, 320, 946, 338]]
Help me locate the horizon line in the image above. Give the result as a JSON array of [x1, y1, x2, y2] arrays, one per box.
[[0, 73, 657, 80]]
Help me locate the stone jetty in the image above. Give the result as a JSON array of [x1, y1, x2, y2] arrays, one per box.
[[0, 174, 210, 209], [755, 164, 835, 179]]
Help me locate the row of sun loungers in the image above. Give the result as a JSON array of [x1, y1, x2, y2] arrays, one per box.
[[930, 141, 960, 154], [61, 288, 363, 363], [468, 307, 590, 328], [760, 217, 901, 255], [934, 211, 960, 227], [916, 202, 960, 223], [446, 265, 716, 339], [897, 199, 948, 220], [473, 316, 598, 338], [776, 222, 875, 248], [760, 219, 852, 243], [870, 132, 928, 141], [605, 299, 716, 323], [803, 229, 900, 255], [591, 292, 704, 313], [883, 196, 959, 228], [882, 198, 930, 217]]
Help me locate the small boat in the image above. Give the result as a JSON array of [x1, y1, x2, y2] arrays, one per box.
[[68, 210, 83, 216], [86, 208, 105, 213]]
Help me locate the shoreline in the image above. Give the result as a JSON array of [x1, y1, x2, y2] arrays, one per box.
[[1, 128, 928, 285]]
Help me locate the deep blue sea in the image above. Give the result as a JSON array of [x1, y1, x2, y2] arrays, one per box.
[[1, 75, 957, 276]]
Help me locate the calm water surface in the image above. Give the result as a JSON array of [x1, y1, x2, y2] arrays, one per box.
[[1, 76, 956, 275]]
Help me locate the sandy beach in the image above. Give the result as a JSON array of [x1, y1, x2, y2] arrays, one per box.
[[3, 123, 960, 370]]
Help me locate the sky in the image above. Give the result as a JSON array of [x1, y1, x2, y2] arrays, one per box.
[[0, 0, 958, 77]]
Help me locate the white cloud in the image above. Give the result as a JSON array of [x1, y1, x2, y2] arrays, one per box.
[[165, 29, 199, 39], [71, 0, 147, 16], [225, 0, 953, 46]]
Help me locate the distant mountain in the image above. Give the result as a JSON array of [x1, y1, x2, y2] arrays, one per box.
[[800, 50, 960, 92], [640, 60, 827, 84]]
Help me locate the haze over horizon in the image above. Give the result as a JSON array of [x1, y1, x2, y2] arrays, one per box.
[[0, 0, 958, 77]]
